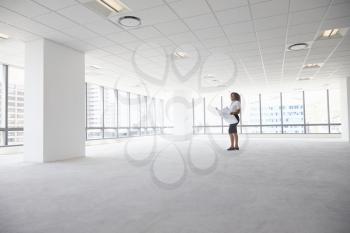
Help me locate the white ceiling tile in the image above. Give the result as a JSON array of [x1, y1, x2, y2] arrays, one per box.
[[202, 37, 230, 48], [145, 37, 173, 47], [34, 12, 78, 30], [321, 16, 350, 30], [290, 7, 327, 26], [121, 0, 164, 11], [183, 14, 218, 30], [61, 26, 99, 40], [102, 44, 131, 55], [327, 2, 350, 20], [222, 21, 255, 35], [84, 20, 123, 35], [290, 0, 331, 12], [288, 22, 320, 37], [0, 0, 50, 18], [58, 4, 101, 24], [86, 37, 115, 48], [117, 5, 178, 26], [106, 31, 139, 43], [215, 5, 251, 25], [194, 27, 225, 40], [287, 33, 315, 44], [254, 14, 288, 31], [168, 31, 198, 44], [65, 40, 95, 51], [169, 0, 211, 18], [154, 20, 188, 35], [40, 31, 74, 43], [207, 0, 248, 11], [228, 33, 256, 44], [129, 26, 163, 39], [257, 27, 286, 40], [32, 0, 77, 10], [251, 0, 289, 19]]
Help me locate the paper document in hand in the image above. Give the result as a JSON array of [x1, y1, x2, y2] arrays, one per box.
[[216, 107, 238, 124]]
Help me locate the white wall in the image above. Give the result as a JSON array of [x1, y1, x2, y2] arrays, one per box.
[[25, 39, 85, 162]]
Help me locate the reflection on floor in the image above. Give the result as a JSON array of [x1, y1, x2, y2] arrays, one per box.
[[1, 135, 350, 233]]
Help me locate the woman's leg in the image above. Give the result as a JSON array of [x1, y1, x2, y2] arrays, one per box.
[[229, 134, 234, 148], [233, 133, 239, 148]]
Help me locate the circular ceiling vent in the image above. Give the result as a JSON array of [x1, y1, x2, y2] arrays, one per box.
[[287, 42, 309, 51], [118, 16, 141, 27]]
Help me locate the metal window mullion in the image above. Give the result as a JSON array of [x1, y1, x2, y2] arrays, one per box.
[[280, 92, 283, 134], [4, 65, 8, 146], [192, 98, 195, 135], [326, 89, 331, 133], [85, 83, 88, 140], [302, 90, 306, 134], [139, 95, 141, 135], [203, 97, 207, 134], [102, 87, 105, 138], [128, 92, 131, 136], [259, 93, 262, 134], [240, 97, 243, 134], [221, 96, 223, 134], [116, 89, 119, 138]]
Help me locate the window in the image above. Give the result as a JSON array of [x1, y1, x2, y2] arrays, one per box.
[[205, 95, 222, 134], [103, 88, 117, 138], [193, 89, 341, 135], [0, 64, 25, 146], [261, 92, 282, 133], [118, 91, 130, 137], [86, 84, 103, 139], [130, 93, 140, 136], [193, 97, 205, 134], [282, 91, 304, 134], [305, 90, 328, 133]]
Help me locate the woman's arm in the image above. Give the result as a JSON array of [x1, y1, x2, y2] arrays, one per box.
[[230, 109, 240, 115]]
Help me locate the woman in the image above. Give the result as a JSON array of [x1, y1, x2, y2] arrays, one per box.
[[228, 92, 241, 151]]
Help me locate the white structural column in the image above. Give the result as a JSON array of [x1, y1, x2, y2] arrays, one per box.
[[24, 39, 85, 162], [171, 89, 193, 140], [340, 77, 350, 142]]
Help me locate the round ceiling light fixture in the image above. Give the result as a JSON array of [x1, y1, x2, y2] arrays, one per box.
[[118, 16, 141, 27], [287, 42, 309, 51]]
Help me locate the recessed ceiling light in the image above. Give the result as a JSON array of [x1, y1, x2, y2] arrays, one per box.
[[97, 0, 128, 12], [297, 77, 314, 81], [173, 51, 189, 59], [0, 33, 9, 39], [303, 63, 323, 69], [203, 74, 215, 79], [287, 43, 309, 51], [322, 28, 339, 38], [88, 65, 102, 70], [118, 16, 141, 27]]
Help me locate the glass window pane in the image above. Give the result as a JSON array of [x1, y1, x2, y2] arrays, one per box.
[[8, 130, 23, 145], [118, 91, 129, 127], [261, 92, 282, 125], [205, 95, 221, 127], [193, 97, 204, 127], [305, 90, 328, 124], [282, 91, 304, 133], [130, 93, 140, 128], [156, 99, 164, 128], [241, 93, 260, 126], [0, 65, 5, 128], [87, 129, 103, 140], [140, 96, 147, 128], [7, 66, 24, 128], [147, 97, 156, 128], [329, 88, 341, 124], [87, 84, 103, 127], [104, 88, 117, 127], [104, 129, 117, 139], [0, 131, 5, 146]]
